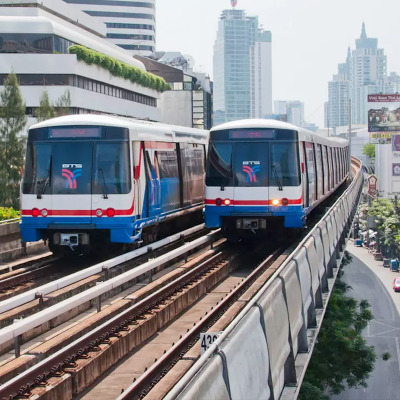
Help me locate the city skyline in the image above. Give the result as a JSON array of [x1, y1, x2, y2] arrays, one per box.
[[156, 0, 400, 128]]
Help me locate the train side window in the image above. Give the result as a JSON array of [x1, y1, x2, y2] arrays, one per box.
[[329, 147, 333, 187], [334, 148, 339, 185], [322, 145, 329, 194], [155, 144, 178, 179]]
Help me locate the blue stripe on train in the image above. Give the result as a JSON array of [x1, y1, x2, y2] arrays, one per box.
[[204, 205, 306, 228]]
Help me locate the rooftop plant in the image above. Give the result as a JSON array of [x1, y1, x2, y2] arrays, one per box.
[[69, 45, 170, 93]]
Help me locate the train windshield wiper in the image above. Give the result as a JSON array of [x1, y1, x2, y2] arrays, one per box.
[[98, 168, 108, 199], [220, 164, 232, 191], [37, 156, 52, 199], [271, 163, 283, 191]]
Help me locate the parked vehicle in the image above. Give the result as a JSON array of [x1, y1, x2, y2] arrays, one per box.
[[393, 277, 400, 292], [390, 259, 399, 272]]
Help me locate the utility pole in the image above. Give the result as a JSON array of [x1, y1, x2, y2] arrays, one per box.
[[348, 99, 352, 181]]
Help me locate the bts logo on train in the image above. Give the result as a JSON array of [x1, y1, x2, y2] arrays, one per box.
[[242, 161, 260, 183], [62, 163, 82, 189]]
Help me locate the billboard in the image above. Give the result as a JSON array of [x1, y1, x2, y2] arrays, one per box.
[[368, 95, 400, 141]]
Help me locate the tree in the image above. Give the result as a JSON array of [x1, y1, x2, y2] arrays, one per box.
[[368, 198, 400, 258], [0, 72, 27, 208], [299, 255, 376, 398], [54, 89, 71, 117], [35, 90, 55, 122], [363, 143, 375, 160]]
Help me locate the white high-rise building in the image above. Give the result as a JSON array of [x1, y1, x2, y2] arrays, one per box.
[[213, 9, 272, 126], [326, 23, 389, 129], [250, 30, 272, 119], [351, 23, 386, 124], [63, 0, 156, 56]]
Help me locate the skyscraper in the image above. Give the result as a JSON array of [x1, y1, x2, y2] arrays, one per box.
[[351, 22, 386, 124], [213, 9, 272, 126], [63, 0, 155, 55], [326, 23, 388, 129]]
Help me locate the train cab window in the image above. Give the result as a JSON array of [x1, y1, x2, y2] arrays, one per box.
[[206, 142, 233, 187], [270, 142, 300, 186], [22, 142, 52, 195], [93, 142, 131, 195], [234, 143, 269, 187], [52, 142, 92, 195]]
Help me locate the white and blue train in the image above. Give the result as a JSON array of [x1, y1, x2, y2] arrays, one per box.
[[204, 119, 348, 240], [20, 114, 208, 254]]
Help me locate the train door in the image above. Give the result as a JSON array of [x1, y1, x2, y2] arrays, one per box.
[[132, 142, 142, 219], [233, 142, 269, 210], [143, 141, 161, 217], [52, 142, 93, 222]]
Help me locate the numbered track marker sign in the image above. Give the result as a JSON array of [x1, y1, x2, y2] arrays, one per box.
[[200, 332, 222, 355]]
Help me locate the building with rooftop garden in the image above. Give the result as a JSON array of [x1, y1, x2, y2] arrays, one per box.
[[0, 0, 164, 132]]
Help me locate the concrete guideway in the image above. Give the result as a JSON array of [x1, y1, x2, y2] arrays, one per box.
[[160, 158, 364, 400]]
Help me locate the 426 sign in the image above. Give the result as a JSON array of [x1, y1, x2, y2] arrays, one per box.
[[200, 332, 222, 355]]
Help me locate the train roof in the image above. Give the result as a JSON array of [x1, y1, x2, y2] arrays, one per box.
[[29, 114, 209, 144], [211, 119, 348, 147]]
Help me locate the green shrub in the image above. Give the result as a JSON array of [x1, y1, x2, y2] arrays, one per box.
[[69, 45, 168, 92], [0, 207, 20, 221]]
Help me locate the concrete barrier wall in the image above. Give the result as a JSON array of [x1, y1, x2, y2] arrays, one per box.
[[171, 163, 364, 400], [0, 221, 48, 263]]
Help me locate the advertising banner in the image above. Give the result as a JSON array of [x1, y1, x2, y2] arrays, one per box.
[[368, 94, 400, 136]]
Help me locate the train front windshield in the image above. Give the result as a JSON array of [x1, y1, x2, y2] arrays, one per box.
[[206, 128, 300, 187], [22, 126, 131, 196]]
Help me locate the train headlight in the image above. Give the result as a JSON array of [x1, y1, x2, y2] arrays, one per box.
[[32, 208, 40, 217], [271, 198, 280, 206], [224, 199, 231, 206], [215, 198, 222, 206], [282, 198, 289, 206], [96, 209, 103, 217], [106, 208, 115, 217], [41, 209, 48, 217]]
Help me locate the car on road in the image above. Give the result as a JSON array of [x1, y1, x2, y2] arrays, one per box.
[[393, 277, 400, 292]]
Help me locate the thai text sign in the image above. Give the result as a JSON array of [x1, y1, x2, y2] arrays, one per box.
[[367, 174, 378, 197]]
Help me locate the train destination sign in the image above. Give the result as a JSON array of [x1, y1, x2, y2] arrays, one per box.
[[49, 127, 102, 138]]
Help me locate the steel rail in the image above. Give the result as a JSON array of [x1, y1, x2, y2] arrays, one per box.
[[0, 224, 205, 315], [117, 248, 284, 400], [0, 232, 223, 399]]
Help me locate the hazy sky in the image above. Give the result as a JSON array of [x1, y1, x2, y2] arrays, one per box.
[[156, 0, 400, 127]]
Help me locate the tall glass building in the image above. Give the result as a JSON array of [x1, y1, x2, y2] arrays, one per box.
[[63, 0, 156, 55], [213, 9, 272, 126]]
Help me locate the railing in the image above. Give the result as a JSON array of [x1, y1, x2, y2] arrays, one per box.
[[161, 157, 363, 400]]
